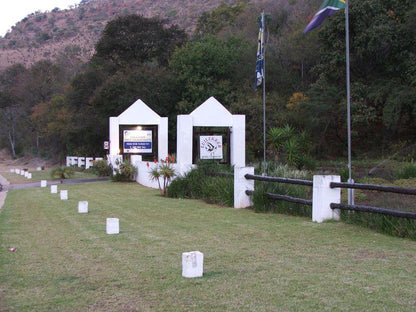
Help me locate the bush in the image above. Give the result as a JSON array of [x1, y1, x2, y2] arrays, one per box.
[[91, 160, 112, 177], [112, 160, 137, 182], [167, 162, 234, 206], [50, 167, 74, 180], [397, 161, 416, 179]]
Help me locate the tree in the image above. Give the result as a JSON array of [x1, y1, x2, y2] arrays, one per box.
[[170, 35, 251, 112], [306, 0, 416, 155], [94, 14, 187, 69]]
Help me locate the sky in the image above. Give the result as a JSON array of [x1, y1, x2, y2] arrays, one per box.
[[0, 0, 80, 37]]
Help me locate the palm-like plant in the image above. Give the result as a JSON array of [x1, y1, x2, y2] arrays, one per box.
[[149, 154, 176, 196], [267, 125, 310, 169]]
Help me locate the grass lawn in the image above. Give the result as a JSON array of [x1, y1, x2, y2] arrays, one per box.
[[1, 170, 99, 185], [0, 182, 415, 311]]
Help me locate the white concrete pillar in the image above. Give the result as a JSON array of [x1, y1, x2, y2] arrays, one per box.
[[231, 115, 246, 167], [40, 180, 47, 187], [158, 117, 169, 162], [312, 175, 341, 223], [15, 169, 20, 174], [27, 173, 32, 179], [109, 117, 119, 156], [106, 218, 119, 234], [182, 251, 204, 278], [177, 115, 193, 175], [234, 166, 254, 208]]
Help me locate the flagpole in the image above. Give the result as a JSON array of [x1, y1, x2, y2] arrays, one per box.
[[345, 0, 353, 204], [262, 11, 267, 176]]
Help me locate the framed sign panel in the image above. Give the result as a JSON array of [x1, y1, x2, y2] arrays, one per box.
[[123, 129, 152, 153], [200, 135, 223, 159]]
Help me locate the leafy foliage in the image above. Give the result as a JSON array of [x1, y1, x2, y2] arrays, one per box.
[[50, 166, 74, 180], [167, 162, 234, 206], [149, 154, 176, 196], [111, 160, 137, 182]]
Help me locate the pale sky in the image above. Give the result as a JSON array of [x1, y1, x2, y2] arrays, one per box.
[[0, 0, 80, 37]]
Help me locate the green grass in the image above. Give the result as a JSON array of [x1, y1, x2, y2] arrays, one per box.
[[1, 182, 415, 311]]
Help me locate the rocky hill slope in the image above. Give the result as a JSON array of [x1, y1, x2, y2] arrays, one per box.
[[0, 0, 266, 70]]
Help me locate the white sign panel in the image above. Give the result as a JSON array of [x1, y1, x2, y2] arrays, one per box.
[[200, 136, 223, 159], [123, 130, 152, 153]]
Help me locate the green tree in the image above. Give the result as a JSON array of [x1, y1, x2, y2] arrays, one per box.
[[94, 14, 187, 69], [170, 35, 250, 112]]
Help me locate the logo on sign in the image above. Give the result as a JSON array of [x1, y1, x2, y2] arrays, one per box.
[[200, 136, 223, 159]]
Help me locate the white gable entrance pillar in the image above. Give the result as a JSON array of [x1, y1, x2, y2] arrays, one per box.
[[176, 97, 245, 175], [109, 99, 168, 166]]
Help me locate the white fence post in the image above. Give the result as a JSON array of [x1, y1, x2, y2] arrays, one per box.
[[312, 175, 341, 223], [234, 167, 254, 208], [85, 157, 94, 169]]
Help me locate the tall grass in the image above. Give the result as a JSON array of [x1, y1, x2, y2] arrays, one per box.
[[252, 162, 312, 216]]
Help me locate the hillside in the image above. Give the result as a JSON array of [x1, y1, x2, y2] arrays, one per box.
[[0, 0, 268, 70]]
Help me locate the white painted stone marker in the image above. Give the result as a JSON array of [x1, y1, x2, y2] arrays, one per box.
[[15, 169, 20, 174], [27, 173, 32, 179], [40, 180, 47, 187], [60, 190, 68, 200], [51, 185, 58, 194], [78, 201, 88, 213], [182, 251, 204, 278], [10, 169, 14, 173], [106, 218, 119, 234]]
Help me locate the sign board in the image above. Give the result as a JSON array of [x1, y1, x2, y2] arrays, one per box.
[[200, 135, 223, 159], [104, 141, 109, 150], [123, 129, 152, 153]]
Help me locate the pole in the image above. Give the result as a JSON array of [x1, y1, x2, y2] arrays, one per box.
[[345, 1, 353, 204], [262, 11, 267, 176]]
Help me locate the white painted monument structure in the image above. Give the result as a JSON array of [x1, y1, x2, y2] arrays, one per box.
[[176, 96, 246, 175], [109, 99, 168, 166]]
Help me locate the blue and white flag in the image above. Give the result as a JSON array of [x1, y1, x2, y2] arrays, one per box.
[[303, 0, 346, 34], [255, 13, 264, 90]]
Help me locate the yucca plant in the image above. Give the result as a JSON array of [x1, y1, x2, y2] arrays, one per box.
[[50, 166, 74, 180], [149, 154, 176, 196]]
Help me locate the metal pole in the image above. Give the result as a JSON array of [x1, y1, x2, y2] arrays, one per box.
[[262, 11, 267, 176], [345, 1, 353, 204]]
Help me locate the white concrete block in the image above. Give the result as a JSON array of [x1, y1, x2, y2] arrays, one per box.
[[60, 190, 68, 200], [51, 185, 58, 194], [40, 180, 47, 187], [78, 201, 88, 213], [106, 218, 119, 234], [20, 170, 25, 176], [10, 169, 15, 173], [234, 166, 254, 208], [312, 175, 341, 223], [182, 251, 204, 278], [15, 169, 20, 174], [27, 173, 32, 179]]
